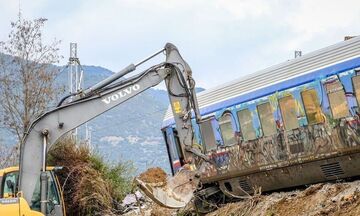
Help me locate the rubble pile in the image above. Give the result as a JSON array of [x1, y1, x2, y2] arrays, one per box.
[[207, 180, 360, 216], [122, 195, 178, 216]]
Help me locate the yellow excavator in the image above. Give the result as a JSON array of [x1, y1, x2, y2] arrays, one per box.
[[0, 166, 65, 216], [0, 43, 206, 215]]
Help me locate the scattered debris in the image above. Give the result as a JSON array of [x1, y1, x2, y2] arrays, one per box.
[[122, 196, 178, 216], [121, 191, 146, 214], [122, 191, 144, 206]]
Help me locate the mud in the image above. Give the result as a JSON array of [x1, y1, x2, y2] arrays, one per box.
[[139, 167, 167, 186], [207, 180, 360, 216]]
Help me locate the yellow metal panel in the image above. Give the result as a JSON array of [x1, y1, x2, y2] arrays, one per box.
[[0, 167, 19, 176], [0, 166, 55, 174], [0, 197, 44, 216], [172, 101, 182, 114], [19, 197, 44, 216], [0, 198, 20, 216]]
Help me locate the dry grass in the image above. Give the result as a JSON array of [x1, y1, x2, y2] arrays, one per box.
[[206, 188, 263, 216], [47, 137, 133, 215], [206, 181, 360, 216]]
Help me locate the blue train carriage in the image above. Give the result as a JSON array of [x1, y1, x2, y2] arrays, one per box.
[[162, 36, 360, 198]]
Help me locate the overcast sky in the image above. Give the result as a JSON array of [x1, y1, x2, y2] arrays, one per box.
[[0, 0, 359, 89]]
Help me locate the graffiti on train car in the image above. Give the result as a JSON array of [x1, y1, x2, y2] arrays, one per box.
[[195, 68, 360, 178]]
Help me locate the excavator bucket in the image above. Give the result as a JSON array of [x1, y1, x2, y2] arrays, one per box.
[[135, 169, 199, 209]]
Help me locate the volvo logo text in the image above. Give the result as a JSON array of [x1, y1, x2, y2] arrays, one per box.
[[102, 84, 141, 104]]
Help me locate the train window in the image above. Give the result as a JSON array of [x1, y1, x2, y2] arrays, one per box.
[[219, 113, 236, 146], [301, 89, 324, 124], [199, 119, 217, 151], [237, 109, 256, 141], [325, 80, 349, 119], [352, 76, 360, 106], [279, 95, 299, 130], [257, 102, 277, 136]]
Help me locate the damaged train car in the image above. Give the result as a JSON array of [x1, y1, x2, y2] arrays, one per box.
[[162, 36, 360, 205]]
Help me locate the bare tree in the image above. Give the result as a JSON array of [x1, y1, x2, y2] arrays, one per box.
[[0, 17, 63, 162], [0, 141, 18, 169]]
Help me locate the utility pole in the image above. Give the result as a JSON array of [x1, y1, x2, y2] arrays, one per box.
[[68, 43, 83, 96], [295, 50, 302, 58], [67, 43, 92, 145]]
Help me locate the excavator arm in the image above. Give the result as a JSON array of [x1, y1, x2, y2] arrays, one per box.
[[18, 43, 203, 214]]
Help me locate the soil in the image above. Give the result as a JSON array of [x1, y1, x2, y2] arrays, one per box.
[[139, 167, 167, 186], [207, 180, 360, 216]]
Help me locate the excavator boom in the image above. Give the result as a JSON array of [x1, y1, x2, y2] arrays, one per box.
[[15, 43, 201, 215]]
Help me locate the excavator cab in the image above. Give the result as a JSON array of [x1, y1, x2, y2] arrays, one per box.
[[0, 167, 65, 216], [1, 170, 18, 199]]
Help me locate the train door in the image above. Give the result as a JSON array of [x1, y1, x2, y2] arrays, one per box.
[[163, 127, 185, 175]]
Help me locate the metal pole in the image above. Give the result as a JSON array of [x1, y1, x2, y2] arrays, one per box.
[[81, 48, 166, 97], [40, 130, 48, 215], [134, 48, 165, 67]]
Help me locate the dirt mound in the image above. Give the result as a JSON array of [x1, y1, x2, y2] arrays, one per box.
[[207, 180, 360, 216], [139, 167, 167, 186]]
